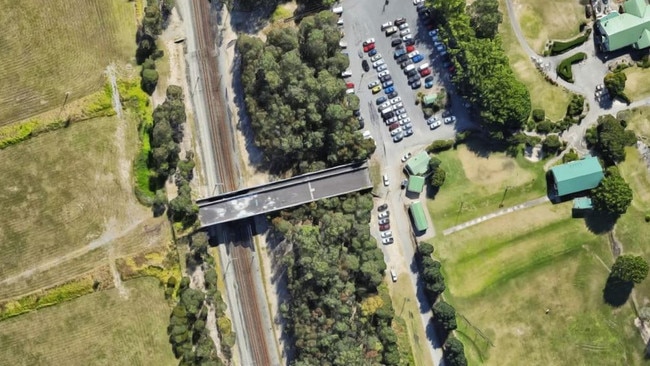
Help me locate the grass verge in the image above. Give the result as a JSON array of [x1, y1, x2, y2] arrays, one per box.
[[390, 280, 434, 366]]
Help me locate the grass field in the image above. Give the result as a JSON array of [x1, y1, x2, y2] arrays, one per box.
[[0, 277, 176, 365], [389, 280, 434, 366], [623, 67, 650, 101], [432, 203, 644, 365], [0, 114, 171, 299], [427, 141, 547, 231], [0, 0, 136, 126], [499, 0, 573, 120], [512, 0, 585, 53]]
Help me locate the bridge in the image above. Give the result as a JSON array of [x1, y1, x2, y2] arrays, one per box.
[[197, 161, 373, 227]]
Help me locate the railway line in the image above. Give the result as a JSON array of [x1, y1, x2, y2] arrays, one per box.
[[188, 1, 273, 365]]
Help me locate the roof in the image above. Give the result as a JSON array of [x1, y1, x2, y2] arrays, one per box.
[[550, 156, 604, 196], [573, 197, 593, 210], [406, 151, 430, 176], [423, 94, 437, 105], [598, 0, 650, 51], [409, 201, 428, 232], [407, 175, 425, 193]]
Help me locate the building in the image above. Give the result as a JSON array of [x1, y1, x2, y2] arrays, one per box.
[[405, 151, 429, 176], [549, 156, 604, 197], [572, 197, 594, 217], [597, 0, 650, 52], [409, 201, 428, 232], [407, 175, 426, 194]]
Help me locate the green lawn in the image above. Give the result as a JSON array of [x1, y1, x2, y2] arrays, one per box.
[[498, 0, 573, 120], [623, 67, 650, 101], [513, 0, 585, 53], [427, 142, 547, 231], [431, 202, 644, 365], [0, 277, 176, 365]]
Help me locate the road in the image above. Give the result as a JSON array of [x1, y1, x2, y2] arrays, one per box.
[[177, 1, 279, 365]]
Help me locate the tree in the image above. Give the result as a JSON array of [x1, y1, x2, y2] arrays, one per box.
[[591, 167, 633, 216], [468, 0, 502, 39], [542, 135, 562, 154], [418, 243, 434, 257], [611, 255, 649, 284], [592, 114, 636, 164], [428, 156, 441, 172], [604, 71, 628, 102], [152, 189, 168, 217], [432, 301, 457, 333], [142, 68, 159, 94], [430, 168, 447, 188], [443, 337, 468, 366]]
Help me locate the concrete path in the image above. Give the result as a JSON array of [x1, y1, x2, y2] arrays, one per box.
[[442, 196, 550, 235]]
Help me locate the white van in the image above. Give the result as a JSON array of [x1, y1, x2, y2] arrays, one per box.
[[417, 62, 430, 71], [404, 64, 415, 73]]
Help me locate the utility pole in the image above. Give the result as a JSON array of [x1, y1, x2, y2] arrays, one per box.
[[499, 186, 511, 208]]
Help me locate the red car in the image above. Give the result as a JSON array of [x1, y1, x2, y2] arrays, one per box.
[[379, 223, 390, 231], [363, 43, 375, 52], [406, 45, 415, 53], [346, 82, 354, 89], [420, 68, 431, 76]]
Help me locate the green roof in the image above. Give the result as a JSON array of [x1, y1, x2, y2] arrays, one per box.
[[550, 156, 604, 196], [423, 94, 437, 105], [598, 0, 650, 51], [573, 197, 593, 210], [406, 151, 429, 176], [407, 175, 425, 193], [409, 201, 428, 232]]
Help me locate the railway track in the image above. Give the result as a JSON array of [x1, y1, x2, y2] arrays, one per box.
[[189, 1, 273, 365]]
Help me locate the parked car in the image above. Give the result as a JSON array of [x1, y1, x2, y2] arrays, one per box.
[[362, 59, 370, 72], [378, 211, 390, 219], [392, 132, 404, 142], [400, 117, 412, 126], [429, 29, 439, 37], [404, 38, 415, 46], [404, 127, 413, 137], [405, 69, 418, 77], [382, 237, 395, 245], [394, 48, 407, 58], [376, 96, 388, 105], [379, 74, 392, 82], [390, 269, 397, 282], [401, 179, 408, 189], [427, 116, 439, 125], [363, 43, 375, 52], [385, 26, 398, 36], [406, 45, 415, 52], [378, 101, 391, 110], [396, 107, 406, 115], [358, 118, 364, 130], [387, 91, 398, 99], [384, 86, 395, 94], [386, 116, 398, 124], [363, 38, 375, 46], [378, 70, 390, 78], [371, 85, 382, 94], [368, 48, 378, 57], [383, 111, 395, 119], [346, 82, 354, 89], [381, 21, 393, 30], [390, 127, 402, 136], [407, 50, 420, 58], [378, 203, 389, 211], [382, 80, 394, 88], [444, 116, 457, 124], [399, 23, 409, 30], [376, 64, 388, 72], [420, 68, 431, 77], [382, 174, 390, 187], [400, 60, 413, 69], [371, 54, 383, 62], [411, 81, 421, 89], [407, 75, 420, 84], [429, 120, 442, 129], [379, 223, 390, 231], [390, 97, 401, 104], [401, 152, 412, 162], [411, 54, 424, 63], [341, 70, 352, 77], [391, 38, 403, 47], [388, 122, 400, 131], [413, 0, 424, 4], [402, 34, 413, 42], [379, 218, 390, 225], [400, 28, 411, 36], [424, 76, 434, 88], [368, 80, 380, 89], [395, 17, 407, 26], [381, 231, 393, 238], [372, 59, 385, 68]]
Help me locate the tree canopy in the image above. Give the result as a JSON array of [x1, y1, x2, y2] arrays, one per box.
[[587, 114, 636, 164], [443, 337, 468, 366], [468, 0, 502, 39], [432, 300, 458, 335], [239, 11, 374, 174], [604, 71, 629, 103], [611, 255, 649, 284], [591, 167, 633, 216]]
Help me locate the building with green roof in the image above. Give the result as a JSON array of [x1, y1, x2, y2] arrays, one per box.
[[405, 151, 429, 176], [549, 156, 604, 197], [597, 0, 650, 52], [409, 201, 428, 232], [407, 175, 425, 194]]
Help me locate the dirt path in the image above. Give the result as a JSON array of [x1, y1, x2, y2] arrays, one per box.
[[108, 246, 129, 299]]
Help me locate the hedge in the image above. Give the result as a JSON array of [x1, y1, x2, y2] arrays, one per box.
[[426, 139, 455, 153], [557, 52, 587, 83], [550, 28, 592, 55]]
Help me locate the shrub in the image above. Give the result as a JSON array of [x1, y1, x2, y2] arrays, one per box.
[[563, 149, 579, 163], [645, 213, 650, 223], [536, 120, 553, 134], [550, 29, 591, 55], [532, 109, 545, 122], [556, 52, 587, 82], [427, 139, 455, 153], [542, 135, 563, 154], [566, 94, 585, 116]]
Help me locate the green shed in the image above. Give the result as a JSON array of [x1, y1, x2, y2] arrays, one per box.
[[405, 151, 429, 176], [409, 201, 428, 232], [407, 175, 425, 194], [550, 156, 604, 197], [423, 94, 437, 106]]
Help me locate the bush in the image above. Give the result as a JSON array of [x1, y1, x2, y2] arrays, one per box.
[[563, 149, 579, 163], [141, 68, 159, 95], [566, 94, 585, 116], [550, 29, 591, 55], [536, 120, 553, 134], [556, 52, 587, 82], [542, 135, 563, 154], [532, 109, 545, 122], [645, 213, 650, 223], [426, 139, 455, 153]]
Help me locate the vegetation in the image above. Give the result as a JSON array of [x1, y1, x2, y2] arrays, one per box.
[[611, 255, 649, 284], [273, 193, 401, 365], [432, 301, 458, 337], [467, 0, 502, 39], [556, 52, 586, 83], [541, 134, 562, 154], [531, 109, 545, 122], [585, 114, 636, 164], [443, 337, 468, 366], [238, 11, 374, 173], [549, 28, 591, 55], [426, 139, 455, 153], [592, 167, 633, 216], [566, 93, 585, 118], [604, 71, 631, 104]]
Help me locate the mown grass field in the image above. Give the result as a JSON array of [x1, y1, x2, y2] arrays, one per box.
[[432, 203, 644, 365], [623, 67, 650, 101], [512, 0, 585, 53], [389, 280, 433, 366], [0, 277, 176, 365], [0, 0, 136, 125], [0, 114, 170, 300], [498, 0, 573, 120], [426, 141, 547, 231]]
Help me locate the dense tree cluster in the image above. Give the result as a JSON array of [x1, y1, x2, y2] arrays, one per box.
[[604, 71, 629, 104], [592, 166, 633, 216], [611, 254, 649, 284], [427, 156, 447, 188], [585, 114, 636, 164], [432, 301, 458, 336], [429, 0, 531, 140], [272, 193, 401, 365], [443, 337, 468, 366], [467, 0, 502, 39], [238, 11, 375, 173]]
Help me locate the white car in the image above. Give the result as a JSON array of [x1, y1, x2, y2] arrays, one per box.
[[381, 231, 393, 238], [444, 116, 457, 124], [378, 70, 390, 78], [381, 21, 393, 30], [429, 120, 442, 129], [332, 6, 343, 14], [390, 127, 402, 136], [378, 101, 391, 110], [378, 211, 390, 219], [402, 34, 413, 42], [413, 0, 424, 4], [376, 64, 388, 72], [364, 37, 375, 45], [399, 23, 409, 30], [403, 122, 413, 129], [383, 174, 390, 186], [341, 70, 352, 77], [398, 114, 408, 120], [337, 19, 344, 26], [399, 118, 411, 126], [370, 54, 383, 62], [368, 80, 380, 89], [382, 237, 395, 245], [346, 88, 355, 94], [401, 152, 412, 162], [372, 59, 385, 68], [394, 102, 404, 109], [386, 116, 399, 124], [407, 50, 420, 58], [392, 132, 403, 142], [390, 97, 401, 104]]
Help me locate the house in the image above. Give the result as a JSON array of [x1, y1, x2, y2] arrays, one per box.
[[405, 151, 429, 176], [407, 175, 426, 194], [409, 201, 428, 232], [549, 156, 604, 197], [597, 0, 650, 51]]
